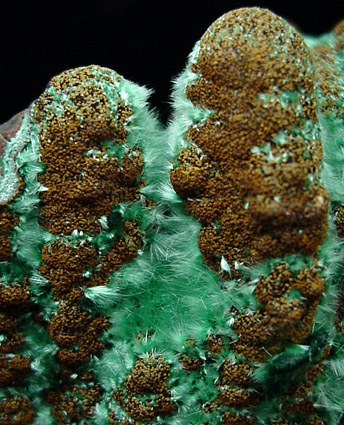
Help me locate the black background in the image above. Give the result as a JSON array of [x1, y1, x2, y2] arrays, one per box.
[[1, 0, 343, 125]]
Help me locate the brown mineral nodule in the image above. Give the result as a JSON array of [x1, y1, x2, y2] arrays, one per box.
[[222, 411, 256, 425], [333, 19, 344, 51], [231, 264, 325, 361], [0, 396, 35, 425], [48, 303, 110, 367], [170, 7, 329, 277], [0, 354, 31, 386], [33, 65, 144, 236], [46, 379, 103, 424], [114, 355, 177, 422]]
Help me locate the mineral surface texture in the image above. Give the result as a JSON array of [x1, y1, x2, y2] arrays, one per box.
[[0, 65, 163, 424], [168, 7, 344, 425], [0, 7, 344, 425]]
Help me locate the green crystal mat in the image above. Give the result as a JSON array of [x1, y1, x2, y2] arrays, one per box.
[[0, 7, 343, 425]]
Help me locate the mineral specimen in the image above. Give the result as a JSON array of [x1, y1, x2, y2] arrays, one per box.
[[0, 7, 343, 425], [168, 7, 344, 425]]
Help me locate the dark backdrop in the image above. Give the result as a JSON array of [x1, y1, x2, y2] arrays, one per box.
[[1, 0, 343, 125]]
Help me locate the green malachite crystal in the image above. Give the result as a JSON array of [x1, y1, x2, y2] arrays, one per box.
[[0, 7, 343, 425]]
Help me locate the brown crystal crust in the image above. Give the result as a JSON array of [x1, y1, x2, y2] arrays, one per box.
[[0, 206, 19, 263], [221, 412, 256, 425], [46, 371, 103, 425], [0, 281, 32, 377], [39, 221, 142, 302], [216, 361, 259, 409], [109, 411, 119, 424], [0, 200, 34, 417], [263, 351, 329, 425], [335, 206, 344, 239], [0, 396, 35, 425], [278, 347, 331, 422], [232, 264, 324, 361], [204, 346, 330, 424], [0, 281, 33, 421], [32, 65, 144, 236], [311, 44, 342, 116], [32, 65, 145, 422], [113, 355, 177, 423], [202, 359, 260, 419], [334, 19, 344, 51], [179, 339, 203, 371], [206, 334, 226, 355], [170, 7, 329, 276], [47, 303, 110, 367]]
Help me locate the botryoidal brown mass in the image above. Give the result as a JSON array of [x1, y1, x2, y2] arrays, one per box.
[[31, 66, 146, 423], [170, 8, 329, 276], [0, 64, 157, 425], [169, 6, 340, 425], [113, 355, 177, 423]]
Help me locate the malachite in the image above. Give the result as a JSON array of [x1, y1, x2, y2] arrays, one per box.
[[0, 7, 343, 425]]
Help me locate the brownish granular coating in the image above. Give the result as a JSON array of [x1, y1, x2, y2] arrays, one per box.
[[179, 353, 203, 371], [0, 329, 24, 353], [215, 360, 260, 409], [280, 346, 331, 418], [205, 359, 260, 417], [113, 355, 177, 423], [33, 66, 146, 421], [0, 206, 19, 262], [0, 355, 31, 387], [33, 65, 144, 236], [0, 282, 31, 314], [108, 411, 119, 424], [169, 10, 331, 423], [94, 220, 143, 286], [232, 264, 324, 361], [335, 205, 344, 239], [219, 361, 253, 387], [206, 334, 226, 355], [0, 280, 32, 387], [305, 417, 325, 425], [0, 396, 35, 425], [47, 303, 110, 368], [46, 371, 103, 424], [334, 19, 344, 51], [39, 221, 143, 301], [39, 240, 99, 301], [170, 7, 329, 277], [0, 218, 34, 421], [179, 339, 203, 371], [0, 313, 16, 334], [216, 385, 260, 410], [221, 412, 256, 425], [311, 44, 342, 116]]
